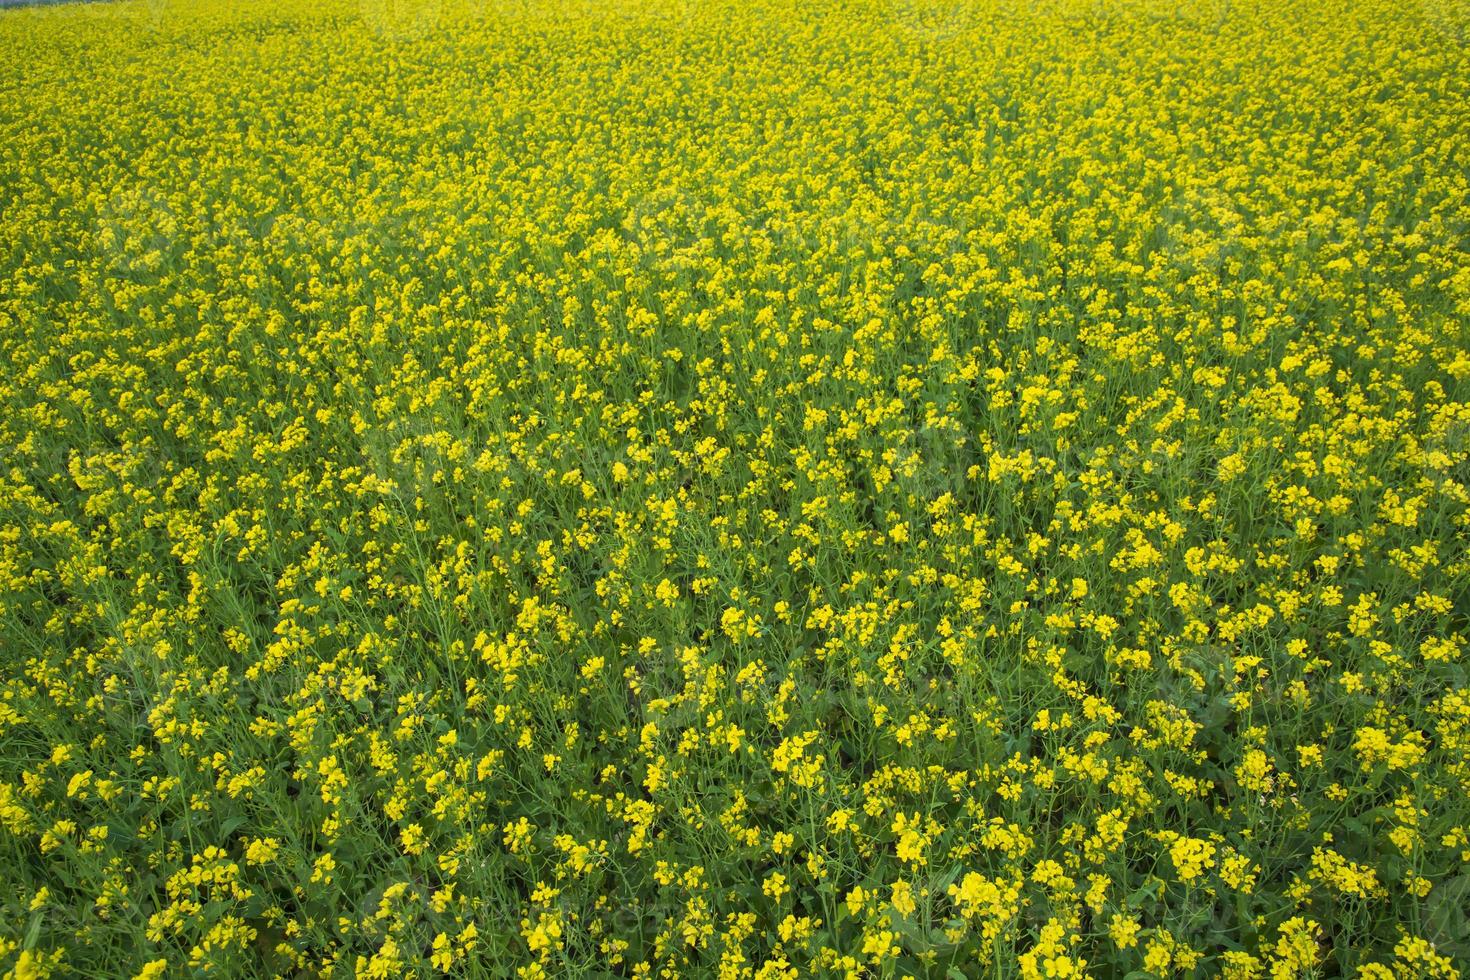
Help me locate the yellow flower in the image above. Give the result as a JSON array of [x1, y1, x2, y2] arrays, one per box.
[[1109, 913, 1141, 950], [889, 880, 917, 918], [244, 837, 279, 865], [133, 960, 168, 980]]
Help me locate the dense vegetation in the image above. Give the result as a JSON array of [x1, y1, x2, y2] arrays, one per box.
[[2, 0, 1469, 975]]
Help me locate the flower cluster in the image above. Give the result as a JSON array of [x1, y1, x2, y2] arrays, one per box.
[[1, 0, 1468, 976]]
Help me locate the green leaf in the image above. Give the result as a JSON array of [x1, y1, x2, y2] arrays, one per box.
[[23, 912, 42, 951], [219, 814, 250, 838], [1427, 873, 1470, 945]]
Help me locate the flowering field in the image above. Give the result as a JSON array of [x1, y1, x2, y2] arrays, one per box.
[[2, 0, 1470, 976]]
